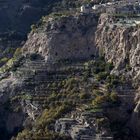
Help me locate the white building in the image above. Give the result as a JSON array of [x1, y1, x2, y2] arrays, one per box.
[[92, 5, 100, 10], [80, 5, 91, 13]]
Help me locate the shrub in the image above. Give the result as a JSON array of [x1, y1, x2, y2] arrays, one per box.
[[110, 92, 119, 103], [0, 57, 9, 65], [106, 75, 120, 87], [31, 24, 37, 32], [96, 72, 109, 81], [37, 104, 72, 129], [106, 83, 114, 90], [120, 75, 126, 84], [92, 95, 109, 107], [14, 48, 21, 58], [64, 78, 79, 91], [83, 68, 91, 79], [125, 64, 132, 71], [96, 117, 109, 129], [105, 62, 114, 71], [80, 93, 90, 99], [93, 90, 104, 96]]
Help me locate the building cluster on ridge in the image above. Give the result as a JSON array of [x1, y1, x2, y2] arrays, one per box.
[[80, 0, 140, 15], [80, 0, 140, 27]]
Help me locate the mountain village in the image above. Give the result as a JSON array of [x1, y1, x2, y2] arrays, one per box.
[[81, 0, 140, 26]]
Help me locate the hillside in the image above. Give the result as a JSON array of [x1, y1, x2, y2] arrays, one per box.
[[0, 0, 118, 35], [0, 0, 95, 67], [0, 0, 139, 140], [0, 0, 119, 66]]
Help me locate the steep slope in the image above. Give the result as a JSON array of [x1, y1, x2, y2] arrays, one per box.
[[0, 0, 97, 67], [0, 0, 84, 68], [95, 13, 140, 85], [0, 6, 140, 140], [95, 13, 140, 138], [20, 12, 140, 139]]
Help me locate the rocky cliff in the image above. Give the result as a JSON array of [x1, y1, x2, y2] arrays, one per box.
[[95, 13, 140, 138], [22, 12, 140, 139], [95, 14, 140, 85], [22, 13, 140, 84], [0, 9, 140, 140], [22, 13, 98, 62]]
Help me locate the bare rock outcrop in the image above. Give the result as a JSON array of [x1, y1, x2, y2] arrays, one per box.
[[95, 13, 140, 138], [95, 14, 140, 84], [23, 14, 98, 62]]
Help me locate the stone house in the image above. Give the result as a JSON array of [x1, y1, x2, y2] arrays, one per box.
[[80, 4, 91, 13], [92, 4, 107, 13]]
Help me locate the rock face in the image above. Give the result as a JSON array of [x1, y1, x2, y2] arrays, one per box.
[[23, 14, 98, 62], [22, 13, 140, 80], [95, 13, 140, 138], [95, 14, 140, 84], [0, 76, 26, 139]]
